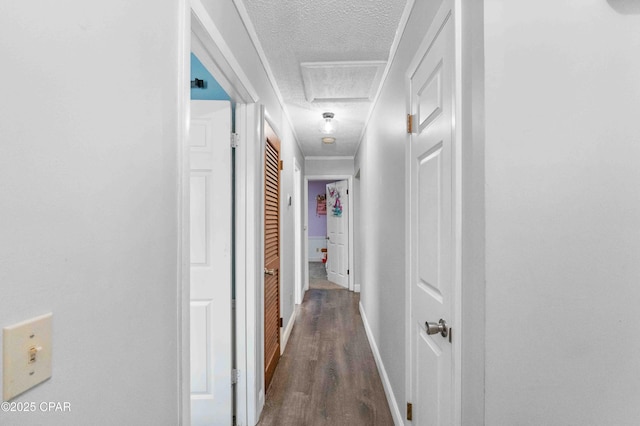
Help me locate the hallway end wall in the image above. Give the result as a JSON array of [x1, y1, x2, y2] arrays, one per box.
[[305, 157, 354, 176]]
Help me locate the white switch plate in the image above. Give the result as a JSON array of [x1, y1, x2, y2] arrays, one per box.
[[3, 313, 53, 401]]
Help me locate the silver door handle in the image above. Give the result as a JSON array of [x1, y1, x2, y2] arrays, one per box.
[[425, 319, 448, 338], [264, 268, 276, 276]]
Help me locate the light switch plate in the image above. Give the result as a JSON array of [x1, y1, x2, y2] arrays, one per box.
[[3, 313, 53, 401]]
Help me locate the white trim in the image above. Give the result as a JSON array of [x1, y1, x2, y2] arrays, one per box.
[[234, 104, 252, 426], [178, 0, 190, 424], [450, 3, 464, 421], [304, 175, 355, 293], [232, 0, 305, 156], [354, 284, 361, 293], [187, 8, 264, 425], [280, 305, 298, 354], [232, 0, 282, 105], [359, 302, 404, 426], [405, 2, 462, 424], [355, 0, 417, 156], [293, 157, 303, 305], [256, 105, 267, 420], [234, 103, 263, 425], [191, 0, 259, 103], [305, 156, 355, 161]]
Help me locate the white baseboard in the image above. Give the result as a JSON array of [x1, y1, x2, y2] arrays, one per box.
[[354, 283, 361, 293], [359, 301, 404, 426], [281, 305, 298, 354]]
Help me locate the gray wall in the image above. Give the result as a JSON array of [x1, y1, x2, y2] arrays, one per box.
[[277, 123, 305, 336], [354, 1, 444, 420], [0, 1, 182, 424], [305, 157, 354, 176], [484, 1, 640, 424]]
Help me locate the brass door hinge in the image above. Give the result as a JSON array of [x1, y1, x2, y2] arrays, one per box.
[[407, 402, 413, 421], [279, 317, 283, 327], [279, 159, 284, 171], [406, 114, 414, 134]]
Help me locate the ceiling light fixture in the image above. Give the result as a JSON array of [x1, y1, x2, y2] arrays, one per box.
[[319, 112, 338, 135], [322, 136, 336, 144]]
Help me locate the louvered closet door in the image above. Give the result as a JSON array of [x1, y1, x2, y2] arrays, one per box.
[[264, 122, 281, 390]]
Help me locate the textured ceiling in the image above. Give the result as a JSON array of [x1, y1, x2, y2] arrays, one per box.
[[241, 0, 408, 157]]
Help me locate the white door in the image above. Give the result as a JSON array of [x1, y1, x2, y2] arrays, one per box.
[[408, 4, 457, 425], [326, 180, 349, 288], [190, 100, 232, 425]]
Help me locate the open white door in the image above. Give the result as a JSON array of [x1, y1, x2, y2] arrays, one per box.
[[326, 180, 349, 288], [189, 100, 232, 425], [408, 3, 457, 425]]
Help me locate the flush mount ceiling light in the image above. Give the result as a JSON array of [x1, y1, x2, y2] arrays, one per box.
[[319, 112, 338, 135], [322, 136, 336, 144]]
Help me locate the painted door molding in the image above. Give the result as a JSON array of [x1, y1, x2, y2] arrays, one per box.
[[293, 158, 303, 305], [405, 1, 463, 424], [304, 175, 355, 293], [185, 9, 263, 426], [234, 102, 263, 426]]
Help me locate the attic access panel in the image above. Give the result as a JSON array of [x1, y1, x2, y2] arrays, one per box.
[[300, 61, 386, 102]]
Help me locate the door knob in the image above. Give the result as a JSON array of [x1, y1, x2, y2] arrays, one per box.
[[425, 319, 448, 338], [264, 268, 276, 276]]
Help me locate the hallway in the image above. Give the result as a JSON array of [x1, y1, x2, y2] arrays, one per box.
[[257, 282, 393, 425], [4, 0, 640, 425]]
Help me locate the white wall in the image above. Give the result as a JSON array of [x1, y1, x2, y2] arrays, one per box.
[[356, 1, 489, 422], [305, 157, 354, 176], [354, 1, 443, 419], [484, 1, 640, 424], [308, 237, 327, 262], [276, 122, 305, 340], [0, 1, 183, 425]]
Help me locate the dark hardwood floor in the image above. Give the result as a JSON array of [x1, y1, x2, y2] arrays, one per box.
[[257, 281, 394, 426]]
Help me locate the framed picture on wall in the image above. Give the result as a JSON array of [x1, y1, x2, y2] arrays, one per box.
[[316, 194, 326, 216]]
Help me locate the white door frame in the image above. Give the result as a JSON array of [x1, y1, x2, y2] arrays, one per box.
[[180, 2, 262, 425], [403, 0, 485, 423], [293, 158, 303, 304], [304, 175, 354, 293]]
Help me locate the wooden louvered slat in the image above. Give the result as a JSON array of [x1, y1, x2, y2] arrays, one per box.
[[264, 124, 281, 391]]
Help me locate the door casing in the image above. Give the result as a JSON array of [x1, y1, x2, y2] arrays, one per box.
[[304, 175, 354, 293], [182, 2, 263, 425], [404, 0, 486, 423]]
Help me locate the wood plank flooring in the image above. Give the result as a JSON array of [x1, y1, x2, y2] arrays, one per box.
[[257, 282, 394, 426]]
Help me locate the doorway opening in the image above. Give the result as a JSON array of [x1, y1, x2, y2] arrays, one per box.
[[183, 5, 262, 425], [304, 175, 355, 293]]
